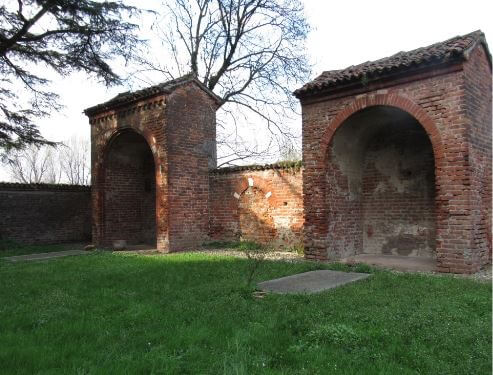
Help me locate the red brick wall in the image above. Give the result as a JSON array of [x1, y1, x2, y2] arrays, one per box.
[[209, 166, 303, 248], [103, 131, 156, 246], [0, 183, 91, 245], [463, 46, 492, 266], [300, 49, 491, 272], [166, 85, 217, 250]]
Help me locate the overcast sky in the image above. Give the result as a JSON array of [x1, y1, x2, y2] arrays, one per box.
[[1, 0, 491, 181]]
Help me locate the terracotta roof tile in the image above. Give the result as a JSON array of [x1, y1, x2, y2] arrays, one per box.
[[294, 30, 490, 98], [84, 74, 222, 116]]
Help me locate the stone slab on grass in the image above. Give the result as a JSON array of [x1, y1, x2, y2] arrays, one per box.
[[258, 270, 370, 294], [4, 250, 88, 262]]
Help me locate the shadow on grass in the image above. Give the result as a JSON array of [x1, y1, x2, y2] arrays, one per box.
[[0, 239, 86, 257], [0, 251, 490, 374]]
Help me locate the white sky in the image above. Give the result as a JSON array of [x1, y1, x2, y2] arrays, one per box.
[[1, 0, 491, 181]]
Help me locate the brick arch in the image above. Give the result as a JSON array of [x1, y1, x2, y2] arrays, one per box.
[[237, 185, 277, 244], [95, 127, 160, 247], [313, 93, 445, 264], [100, 127, 159, 175], [96, 126, 162, 198], [234, 176, 280, 207], [319, 93, 444, 167]]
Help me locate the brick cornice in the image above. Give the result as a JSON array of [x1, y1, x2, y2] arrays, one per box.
[[87, 96, 166, 126]]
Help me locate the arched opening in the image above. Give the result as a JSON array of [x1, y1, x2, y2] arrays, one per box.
[[326, 105, 436, 261], [103, 130, 156, 248]]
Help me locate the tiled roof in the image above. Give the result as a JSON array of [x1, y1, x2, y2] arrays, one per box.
[[84, 74, 222, 116], [294, 30, 490, 98]]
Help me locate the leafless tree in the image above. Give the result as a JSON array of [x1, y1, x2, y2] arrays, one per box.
[[278, 136, 301, 162], [137, 0, 311, 165], [6, 136, 90, 185], [44, 148, 63, 183], [59, 136, 91, 185], [8, 145, 59, 183]]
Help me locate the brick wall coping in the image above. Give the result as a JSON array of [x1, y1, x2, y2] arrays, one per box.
[[0, 182, 91, 192], [210, 161, 302, 174]]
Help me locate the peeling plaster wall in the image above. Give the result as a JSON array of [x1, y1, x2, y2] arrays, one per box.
[[362, 123, 435, 257], [325, 112, 375, 259], [327, 106, 435, 258]]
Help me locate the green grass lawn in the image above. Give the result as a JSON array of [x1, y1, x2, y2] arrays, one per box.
[[0, 240, 85, 257], [0, 251, 491, 374]]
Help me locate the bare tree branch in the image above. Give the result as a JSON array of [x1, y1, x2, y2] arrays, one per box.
[[6, 136, 91, 185], [137, 0, 311, 166], [59, 136, 91, 185]]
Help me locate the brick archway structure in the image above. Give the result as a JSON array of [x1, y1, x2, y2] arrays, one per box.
[[91, 120, 169, 250], [208, 166, 304, 248], [325, 97, 443, 259], [85, 75, 220, 251], [319, 96, 441, 261], [295, 31, 492, 273], [238, 186, 276, 244], [233, 176, 278, 244]]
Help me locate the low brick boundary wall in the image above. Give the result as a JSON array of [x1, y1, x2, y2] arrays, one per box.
[[0, 183, 91, 245], [209, 162, 304, 248]]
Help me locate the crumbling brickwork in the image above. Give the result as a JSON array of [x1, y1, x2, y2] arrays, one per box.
[[209, 165, 303, 248], [463, 45, 492, 269], [0, 183, 91, 245], [295, 31, 492, 273], [324, 107, 436, 260], [78, 32, 490, 273]]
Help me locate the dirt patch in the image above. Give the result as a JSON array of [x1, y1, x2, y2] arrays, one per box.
[[196, 248, 304, 262]]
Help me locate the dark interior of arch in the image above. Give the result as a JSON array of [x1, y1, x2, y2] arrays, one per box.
[[326, 105, 436, 259], [103, 131, 156, 247]]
